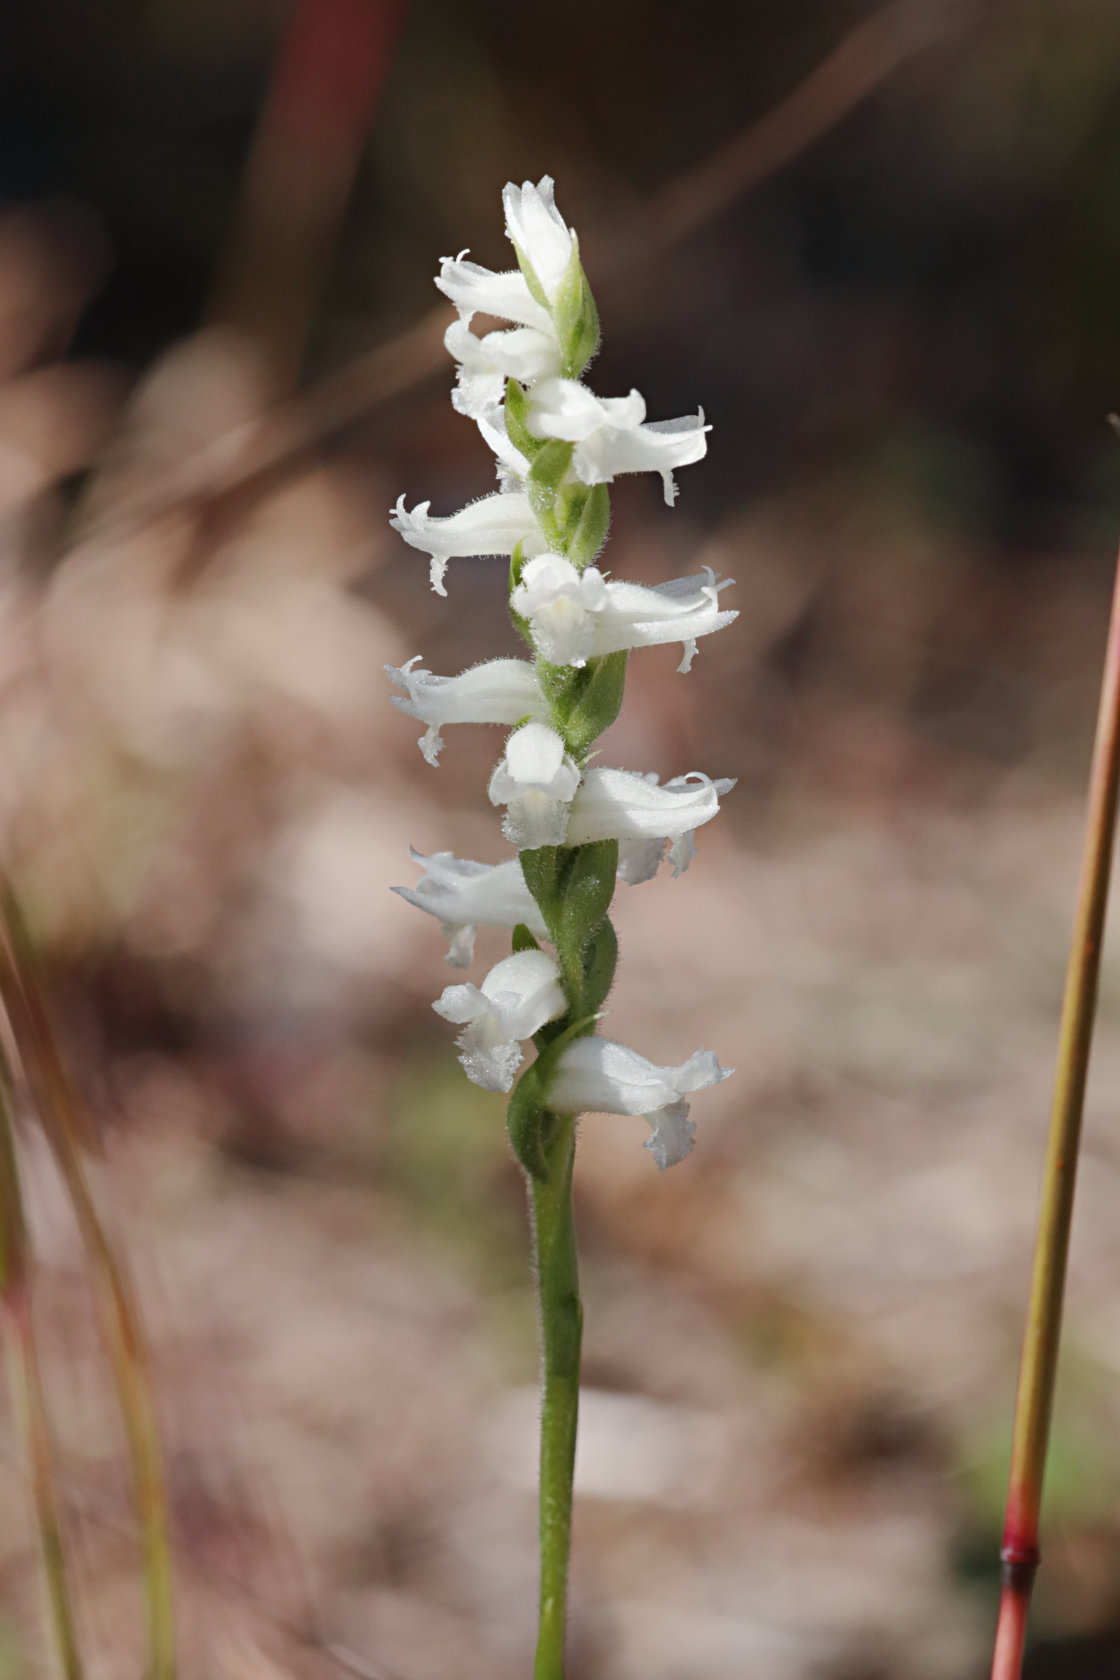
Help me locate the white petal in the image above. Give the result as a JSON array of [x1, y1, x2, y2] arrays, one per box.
[[474, 404, 532, 482], [501, 791, 571, 850], [549, 1038, 685, 1114], [390, 492, 544, 595], [441, 921, 477, 969], [435, 255, 553, 332], [574, 410, 710, 505], [643, 1100, 696, 1170], [511, 555, 611, 667], [510, 558, 734, 671], [590, 569, 737, 662], [480, 949, 566, 1039], [450, 366, 506, 421], [455, 1014, 526, 1092], [546, 1037, 732, 1168], [386, 657, 545, 761], [667, 829, 698, 876], [510, 721, 560, 783], [393, 848, 548, 963], [528, 379, 645, 443], [488, 724, 581, 851], [432, 981, 488, 1026], [502, 176, 575, 301], [445, 320, 562, 422], [489, 722, 579, 799], [525, 379, 709, 505], [616, 836, 668, 885], [434, 949, 566, 1093], [513, 554, 609, 612], [566, 768, 733, 846]]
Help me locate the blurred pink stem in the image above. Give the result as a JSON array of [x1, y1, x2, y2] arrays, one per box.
[[212, 0, 409, 388], [990, 535, 1120, 1680]]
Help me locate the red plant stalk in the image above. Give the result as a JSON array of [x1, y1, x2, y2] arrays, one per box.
[[212, 0, 410, 387], [990, 536, 1120, 1680]]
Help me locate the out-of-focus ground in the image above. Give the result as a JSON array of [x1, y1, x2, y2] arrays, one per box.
[[3, 2, 1120, 1676]]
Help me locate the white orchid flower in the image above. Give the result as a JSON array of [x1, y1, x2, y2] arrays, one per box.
[[445, 318, 563, 421], [435, 253, 553, 333], [510, 553, 610, 666], [393, 848, 548, 967], [527, 377, 710, 506], [390, 491, 545, 595], [502, 176, 576, 303], [566, 769, 735, 879], [433, 949, 567, 1093], [385, 657, 547, 766], [511, 554, 736, 671], [489, 721, 581, 850], [547, 1038, 733, 1169]]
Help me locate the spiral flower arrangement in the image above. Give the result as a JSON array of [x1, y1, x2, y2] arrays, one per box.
[[388, 177, 736, 1677]]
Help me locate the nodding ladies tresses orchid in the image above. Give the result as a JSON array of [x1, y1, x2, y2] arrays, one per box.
[[433, 949, 568, 1094], [393, 848, 548, 967], [547, 1039, 733, 1171], [388, 177, 736, 1679], [390, 490, 545, 595], [526, 377, 710, 506], [386, 656, 546, 765], [511, 554, 737, 671], [488, 721, 581, 849]]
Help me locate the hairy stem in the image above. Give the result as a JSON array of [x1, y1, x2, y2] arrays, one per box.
[[990, 536, 1120, 1679], [530, 1115, 582, 1680]]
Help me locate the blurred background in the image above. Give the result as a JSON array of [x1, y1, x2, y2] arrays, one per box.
[[3, 0, 1120, 1675]]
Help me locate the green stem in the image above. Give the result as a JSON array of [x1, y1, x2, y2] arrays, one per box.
[[530, 1114, 582, 1680]]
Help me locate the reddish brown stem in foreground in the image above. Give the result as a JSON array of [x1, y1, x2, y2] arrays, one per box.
[[990, 536, 1120, 1679], [0, 896, 175, 1678]]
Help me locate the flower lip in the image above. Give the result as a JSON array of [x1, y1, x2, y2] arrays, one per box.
[[444, 319, 563, 421], [488, 722, 581, 851]]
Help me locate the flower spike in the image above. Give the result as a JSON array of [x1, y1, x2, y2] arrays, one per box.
[[388, 176, 737, 1676]]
